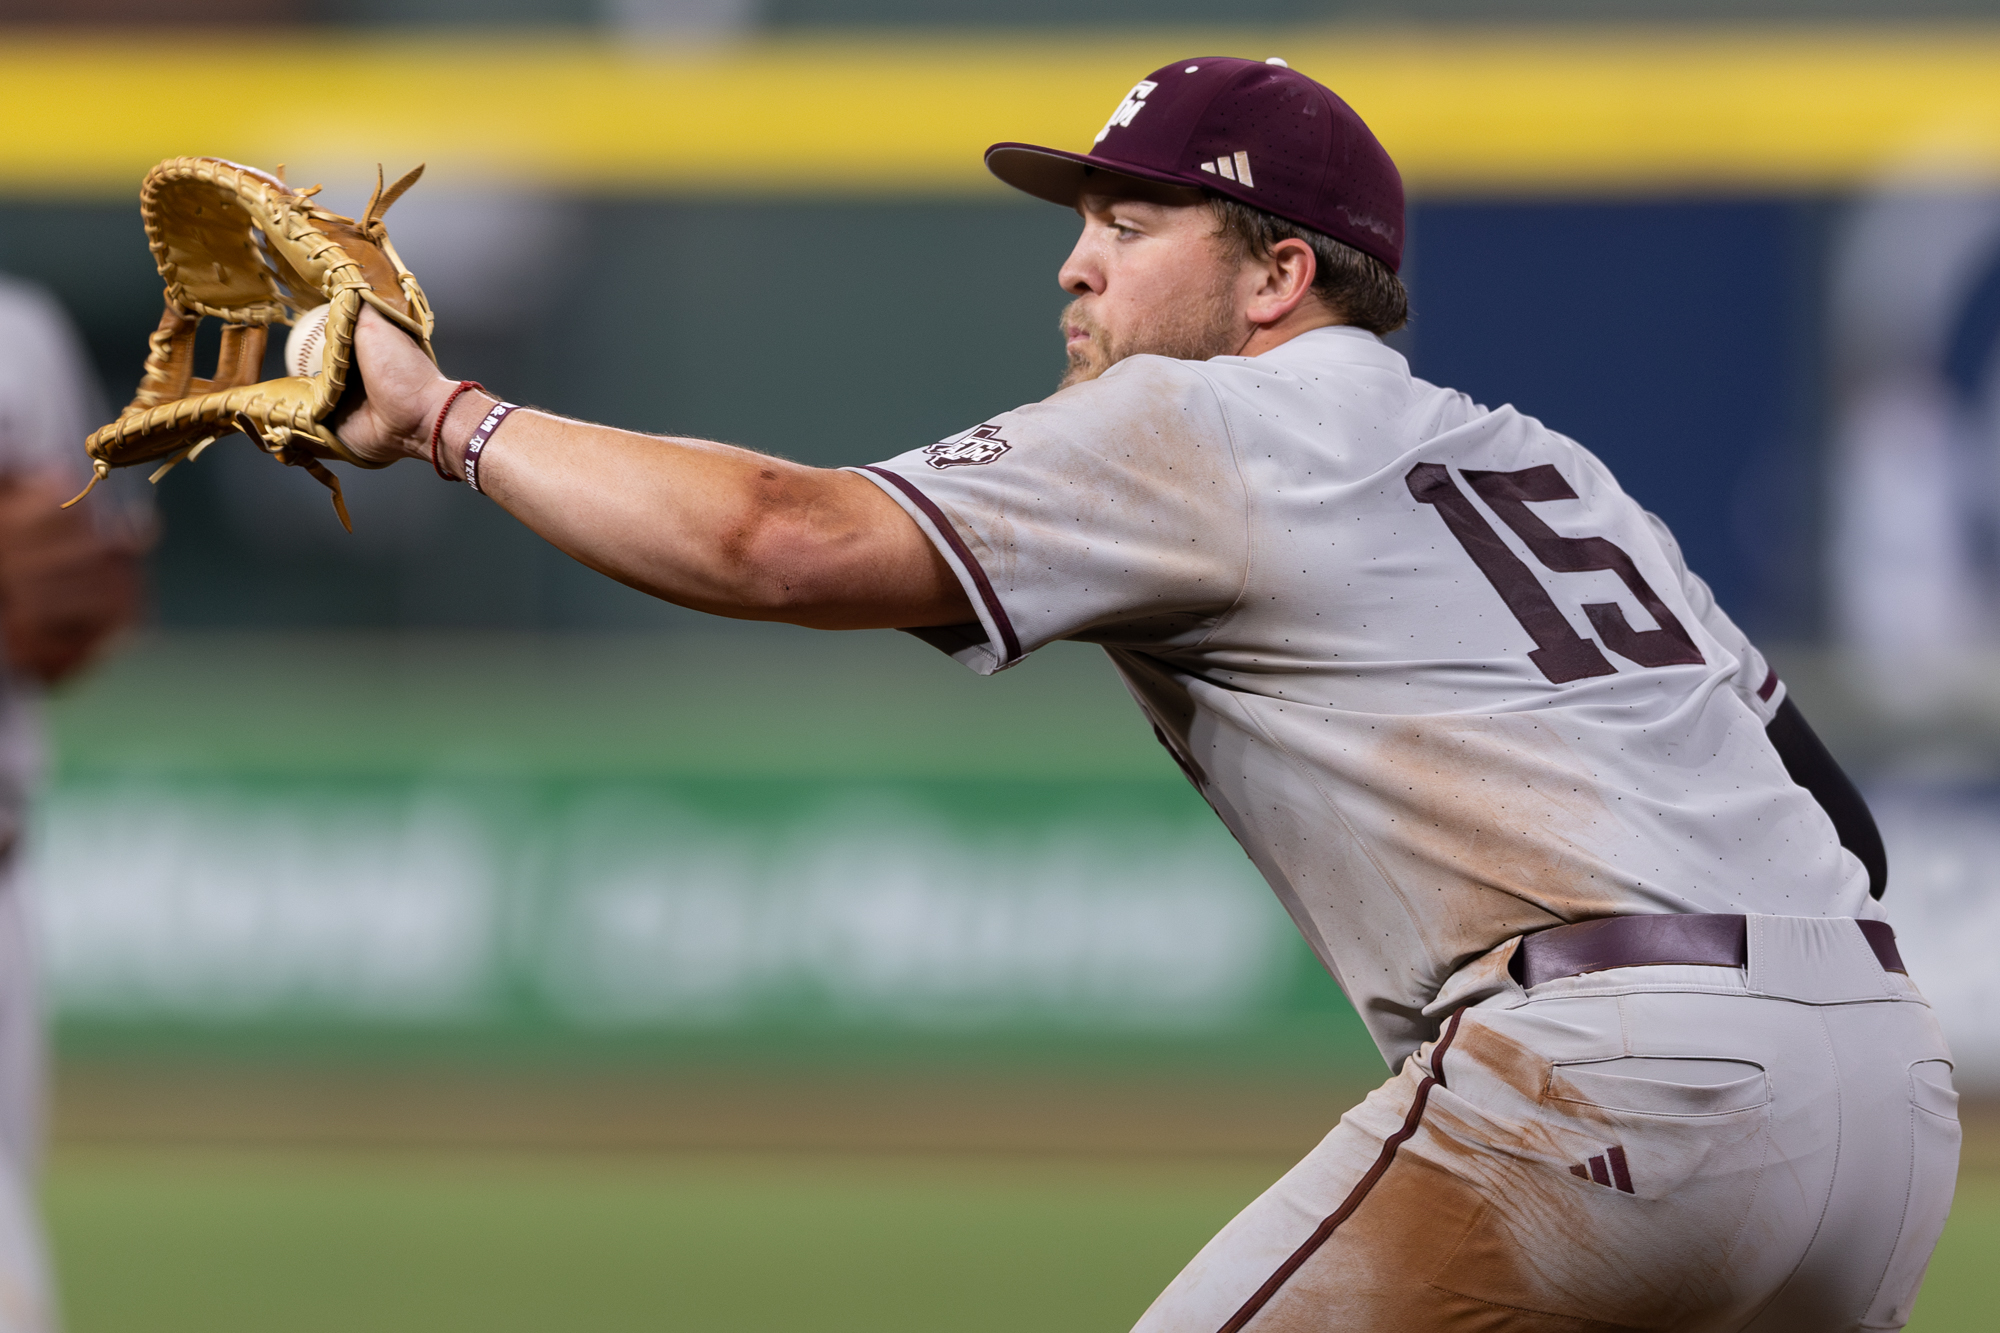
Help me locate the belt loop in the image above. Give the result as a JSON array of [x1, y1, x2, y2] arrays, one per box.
[[1745, 915, 1899, 1003]]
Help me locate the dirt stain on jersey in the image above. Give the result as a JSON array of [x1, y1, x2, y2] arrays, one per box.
[[994, 368, 1245, 603], [1367, 714, 1631, 966]]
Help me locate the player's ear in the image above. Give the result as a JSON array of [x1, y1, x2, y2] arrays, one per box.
[[1246, 237, 1319, 326]]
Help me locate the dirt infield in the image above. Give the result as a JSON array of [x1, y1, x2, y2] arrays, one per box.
[[51, 1058, 1376, 1161], [54, 1058, 2000, 1164]]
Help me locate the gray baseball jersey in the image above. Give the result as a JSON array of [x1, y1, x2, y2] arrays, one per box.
[[854, 324, 1880, 1069]]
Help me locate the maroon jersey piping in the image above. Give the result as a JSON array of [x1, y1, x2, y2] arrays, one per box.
[[859, 466, 1022, 664]]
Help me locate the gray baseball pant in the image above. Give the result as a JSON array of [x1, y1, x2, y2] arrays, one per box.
[[1134, 915, 1959, 1333]]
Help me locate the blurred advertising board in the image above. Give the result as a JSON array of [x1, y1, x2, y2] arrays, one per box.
[[28, 632, 1372, 1069], [32, 775, 1294, 1037]]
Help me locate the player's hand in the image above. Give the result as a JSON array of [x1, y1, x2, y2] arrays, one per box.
[[0, 471, 150, 686], [332, 304, 458, 467]]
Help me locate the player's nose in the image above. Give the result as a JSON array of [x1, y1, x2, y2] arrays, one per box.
[[1056, 236, 1102, 296]]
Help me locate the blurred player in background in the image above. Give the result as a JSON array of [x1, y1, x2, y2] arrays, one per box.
[[330, 56, 1951, 1333], [0, 275, 149, 1331]]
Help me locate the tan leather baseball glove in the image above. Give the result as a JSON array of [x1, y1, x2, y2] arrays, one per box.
[[72, 156, 435, 531]]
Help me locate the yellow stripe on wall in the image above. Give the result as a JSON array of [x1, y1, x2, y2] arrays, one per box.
[[6, 27, 2000, 198]]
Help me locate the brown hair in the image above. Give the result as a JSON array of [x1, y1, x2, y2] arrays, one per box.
[[1207, 196, 1410, 336]]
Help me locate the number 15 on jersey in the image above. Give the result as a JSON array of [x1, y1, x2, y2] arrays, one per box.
[[1406, 462, 1705, 684]]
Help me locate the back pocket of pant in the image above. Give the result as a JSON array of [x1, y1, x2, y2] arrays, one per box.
[[1862, 1060, 1962, 1329], [1550, 1056, 1770, 1117], [1426, 1056, 1773, 1325], [1544, 1057, 1771, 1202]]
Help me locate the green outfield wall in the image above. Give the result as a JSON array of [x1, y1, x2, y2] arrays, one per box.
[[31, 630, 1377, 1068]]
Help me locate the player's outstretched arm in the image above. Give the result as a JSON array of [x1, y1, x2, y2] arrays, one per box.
[[335, 307, 973, 632]]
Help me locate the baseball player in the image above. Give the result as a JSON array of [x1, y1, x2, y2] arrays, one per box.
[[0, 274, 148, 1333], [331, 58, 1954, 1332]]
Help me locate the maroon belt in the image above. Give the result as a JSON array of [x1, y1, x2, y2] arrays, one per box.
[[1510, 913, 1906, 989]]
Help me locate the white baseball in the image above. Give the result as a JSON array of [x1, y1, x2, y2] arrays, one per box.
[[285, 304, 332, 378]]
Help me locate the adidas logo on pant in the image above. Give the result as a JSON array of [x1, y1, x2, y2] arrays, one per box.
[[1570, 1145, 1635, 1194]]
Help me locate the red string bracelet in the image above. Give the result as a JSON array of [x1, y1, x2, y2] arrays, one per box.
[[428, 380, 485, 481]]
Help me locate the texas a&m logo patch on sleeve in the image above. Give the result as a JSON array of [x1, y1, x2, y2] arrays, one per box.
[[924, 423, 1011, 469]]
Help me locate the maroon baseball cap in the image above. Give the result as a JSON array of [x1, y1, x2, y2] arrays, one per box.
[[986, 56, 1405, 272]]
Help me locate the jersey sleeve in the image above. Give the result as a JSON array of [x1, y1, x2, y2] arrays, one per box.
[[1642, 509, 1785, 722], [849, 355, 1251, 674]]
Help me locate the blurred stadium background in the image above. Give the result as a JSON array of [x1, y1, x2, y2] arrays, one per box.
[[3, 0, 2000, 1329]]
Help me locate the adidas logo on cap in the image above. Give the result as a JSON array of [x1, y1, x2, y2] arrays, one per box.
[[1198, 151, 1255, 187]]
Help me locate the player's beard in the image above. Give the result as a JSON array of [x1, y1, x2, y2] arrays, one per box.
[[1057, 276, 1245, 390]]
